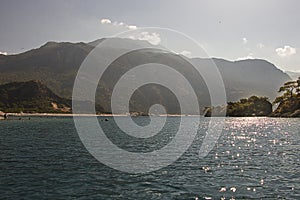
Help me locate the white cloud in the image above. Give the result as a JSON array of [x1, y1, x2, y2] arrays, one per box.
[[100, 18, 112, 24], [127, 25, 137, 30], [129, 32, 161, 45], [236, 53, 254, 60], [257, 43, 265, 48], [100, 18, 138, 30], [0, 51, 7, 55], [275, 45, 296, 57], [242, 37, 248, 44], [180, 50, 192, 57], [100, 18, 160, 45]]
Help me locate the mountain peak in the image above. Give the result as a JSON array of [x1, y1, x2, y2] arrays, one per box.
[[41, 41, 60, 48]]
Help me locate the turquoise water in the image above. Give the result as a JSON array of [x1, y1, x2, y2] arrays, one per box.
[[1, 117, 299, 199]]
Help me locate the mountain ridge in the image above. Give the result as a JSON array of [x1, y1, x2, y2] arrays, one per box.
[[0, 38, 291, 113]]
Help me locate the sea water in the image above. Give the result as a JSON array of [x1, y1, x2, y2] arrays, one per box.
[[0, 117, 299, 199]]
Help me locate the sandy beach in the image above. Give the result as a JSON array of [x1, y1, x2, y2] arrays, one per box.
[[2, 113, 194, 118]]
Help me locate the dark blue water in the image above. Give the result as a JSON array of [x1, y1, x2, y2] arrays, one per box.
[[1, 117, 299, 199]]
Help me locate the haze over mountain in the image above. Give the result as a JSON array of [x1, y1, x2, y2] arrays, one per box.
[[0, 38, 291, 113], [193, 58, 291, 102], [285, 71, 300, 80]]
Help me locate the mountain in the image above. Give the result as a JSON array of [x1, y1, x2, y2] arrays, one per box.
[[0, 41, 93, 98], [204, 58, 291, 101], [0, 80, 71, 113], [0, 38, 291, 113], [0, 80, 104, 113], [285, 71, 300, 80]]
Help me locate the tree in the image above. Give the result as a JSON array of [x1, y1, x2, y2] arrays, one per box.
[[274, 77, 300, 104]]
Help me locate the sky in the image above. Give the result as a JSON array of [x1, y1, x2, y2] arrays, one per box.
[[0, 0, 299, 72]]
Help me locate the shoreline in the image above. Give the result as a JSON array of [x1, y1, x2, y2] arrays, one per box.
[[1, 112, 299, 118], [5, 113, 122, 117], [4, 113, 188, 117], [3, 113, 200, 117]]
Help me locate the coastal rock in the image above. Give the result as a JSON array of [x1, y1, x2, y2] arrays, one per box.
[[271, 96, 300, 117]]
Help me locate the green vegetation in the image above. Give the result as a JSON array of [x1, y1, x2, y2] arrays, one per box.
[[271, 77, 300, 117], [273, 77, 300, 104], [227, 96, 272, 117], [0, 80, 105, 114], [0, 80, 72, 113], [205, 78, 300, 118], [1, 78, 299, 117], [205, 96, 272, 117]]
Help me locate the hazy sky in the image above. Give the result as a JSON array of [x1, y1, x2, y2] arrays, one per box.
[[0, 0, 299, 72]]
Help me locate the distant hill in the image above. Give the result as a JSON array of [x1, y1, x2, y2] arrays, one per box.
[[285, 71, 300, 80], [205, 58, 291, 101], [0, 80, 105, 113], [0, 41, 93, 98], [0, 38, 291, 113], [0, 80, 72, 113]]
